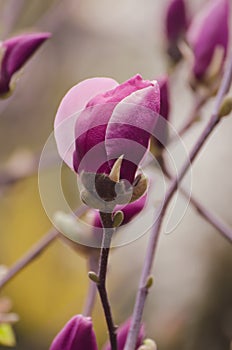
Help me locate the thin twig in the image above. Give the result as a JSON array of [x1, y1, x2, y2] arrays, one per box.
[[124, 51, 232, 350], [82, 254, 99, 317], [97, 211, 117, 350], [0, 205, 87, 290]]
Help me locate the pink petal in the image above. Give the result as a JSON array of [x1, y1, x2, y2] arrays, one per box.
[[151, 76, 170, 150], [54, 77, 118, 169], [105, 81, 160, 183]]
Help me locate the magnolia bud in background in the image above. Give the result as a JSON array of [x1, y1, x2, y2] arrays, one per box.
[[165, 0, 188, 64], [187, 0, 229, 84], [50, 315, 98, 350], [0, 32, 51, 97]]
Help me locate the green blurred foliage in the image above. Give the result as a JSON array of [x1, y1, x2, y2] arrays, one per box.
[[0, 324, 16, 347]]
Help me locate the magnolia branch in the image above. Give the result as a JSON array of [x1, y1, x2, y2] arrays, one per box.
[[124, 51, 232, 350]]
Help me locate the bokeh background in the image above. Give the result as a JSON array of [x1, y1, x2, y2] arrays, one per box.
[[0, 0, 232, 349]]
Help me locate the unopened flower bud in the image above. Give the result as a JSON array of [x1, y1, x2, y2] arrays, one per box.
[[50, 315, 97, 350], [0, 32, 51, 97], [55, 75, 159, 187], [187, 0, 229, 83]]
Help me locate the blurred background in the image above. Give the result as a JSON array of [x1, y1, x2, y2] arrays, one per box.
[[0, 0, 231, 349]]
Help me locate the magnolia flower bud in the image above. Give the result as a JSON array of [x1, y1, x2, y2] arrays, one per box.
[[50, 315, 97, 350], [187, 0, 229, 83], [55, 75, 160, 185], [0, 32, 51, 97]]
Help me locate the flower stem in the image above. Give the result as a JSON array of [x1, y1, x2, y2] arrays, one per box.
[[97, 211, 117, 350], [124, 51, 232, 350]]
